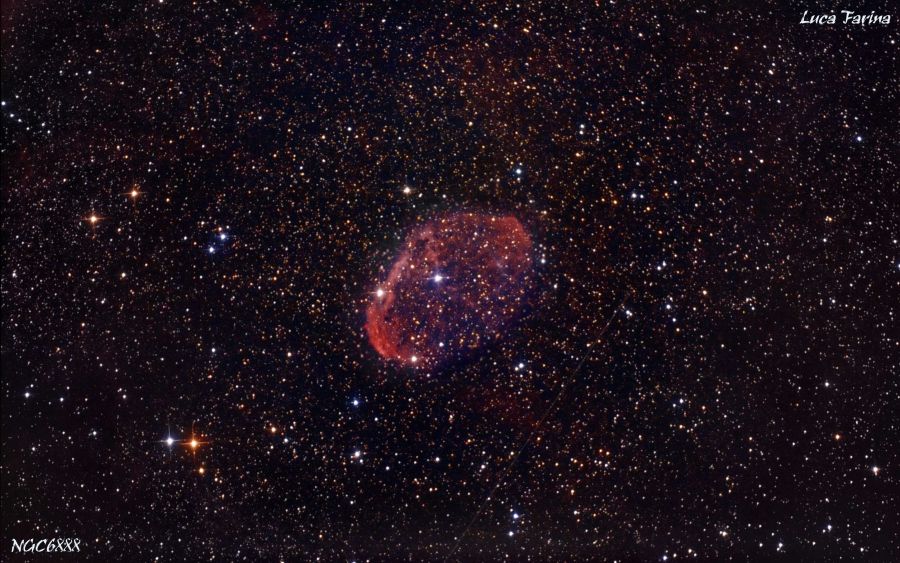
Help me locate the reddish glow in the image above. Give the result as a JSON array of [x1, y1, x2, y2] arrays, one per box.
[[365, 211, 532, 369]]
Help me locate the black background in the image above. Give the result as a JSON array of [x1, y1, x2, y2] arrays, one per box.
[[2, 1, 897, 560]]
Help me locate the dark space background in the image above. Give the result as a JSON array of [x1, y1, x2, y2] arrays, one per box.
[[2, 1, 897, 561]]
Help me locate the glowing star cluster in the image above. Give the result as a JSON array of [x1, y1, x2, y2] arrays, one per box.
[[366, 212, 532, 369]]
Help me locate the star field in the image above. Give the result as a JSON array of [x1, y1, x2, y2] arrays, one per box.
[[2, 2, 898, 561]]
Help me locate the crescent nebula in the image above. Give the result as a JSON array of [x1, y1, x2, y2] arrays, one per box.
[[366, 211, 533, 369]]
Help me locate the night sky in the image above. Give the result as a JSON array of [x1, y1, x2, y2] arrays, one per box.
[[2, 2, 898, 561]]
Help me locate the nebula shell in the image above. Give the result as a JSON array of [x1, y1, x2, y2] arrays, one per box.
[[366, 212, 533, 369]]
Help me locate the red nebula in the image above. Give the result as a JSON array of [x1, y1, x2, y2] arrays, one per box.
[[366, 211, 533, 369]]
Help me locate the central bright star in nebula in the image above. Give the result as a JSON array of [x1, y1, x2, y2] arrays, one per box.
[[366, 211, 533, 369]]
